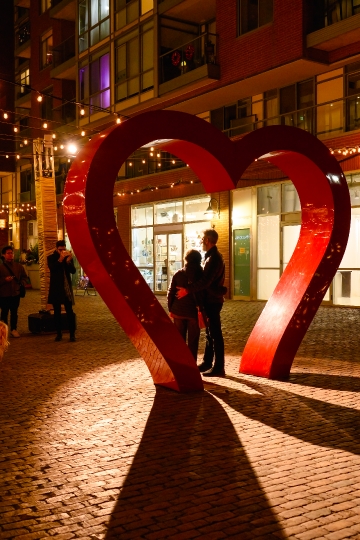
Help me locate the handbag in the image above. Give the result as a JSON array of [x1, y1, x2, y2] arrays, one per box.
[[197, 307, 208, 329], [2, 262, 26, 298]]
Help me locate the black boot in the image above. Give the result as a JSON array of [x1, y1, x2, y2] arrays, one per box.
[[69, 334, 76, 342], [197, 361, 212, 372], [202, 365, 225, 377], [54, 333, 62, 342]]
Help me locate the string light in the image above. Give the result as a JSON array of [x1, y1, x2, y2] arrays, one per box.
[[3, 113, 8, 119], [113, 178, 200, 198]]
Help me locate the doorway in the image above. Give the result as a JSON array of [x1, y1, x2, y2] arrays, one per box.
[[233, 228, 251, 298], [154, 232, 183, 292]]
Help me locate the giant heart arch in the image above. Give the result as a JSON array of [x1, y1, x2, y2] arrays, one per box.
[[63, 110, 350, 391]]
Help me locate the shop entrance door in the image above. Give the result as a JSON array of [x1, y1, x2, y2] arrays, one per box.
[[233, 228, 251, 298], [154, 232, 183, 293]]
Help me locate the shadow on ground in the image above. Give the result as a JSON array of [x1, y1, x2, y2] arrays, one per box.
[[105, 387, 286, 539]]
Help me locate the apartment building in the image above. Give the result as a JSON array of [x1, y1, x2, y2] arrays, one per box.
[[1, 0, 360, 306]]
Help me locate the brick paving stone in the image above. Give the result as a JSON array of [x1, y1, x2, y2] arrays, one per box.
[[2, 292, 360, 538]]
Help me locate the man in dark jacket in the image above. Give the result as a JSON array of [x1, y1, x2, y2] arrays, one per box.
[[48, 240, 76, 342], [176, 229, 226, 377], [0, 245, 27, 338]]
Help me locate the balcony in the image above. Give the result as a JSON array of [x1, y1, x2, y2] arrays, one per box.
[[15, 21, 30, 58], [15, 85, 32, 108], [14, 0, 30, 8], [159, 0, 216, 24], [307, 0, 360, 52], [51, 36, 76, 80], [159, 32, 219, 96], [50, 0, 76, 21]]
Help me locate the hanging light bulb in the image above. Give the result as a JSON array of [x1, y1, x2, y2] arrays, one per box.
[[13, 127, 18, 133], [37, 94, 43, 102]]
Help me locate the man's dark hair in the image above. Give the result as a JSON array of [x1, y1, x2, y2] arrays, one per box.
[[56, 240, 66, 248], [2, 245, 13, 255], [203, 229, 218, 244]]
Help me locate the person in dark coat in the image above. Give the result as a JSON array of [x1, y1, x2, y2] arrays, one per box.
[[47, 240, 76, 342], [176, 229, 226, 377], [167, 249, 204, 360], [0, 245, 27, 338]]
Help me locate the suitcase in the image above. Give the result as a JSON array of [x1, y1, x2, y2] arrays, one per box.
[[28, 312, 77, 334]]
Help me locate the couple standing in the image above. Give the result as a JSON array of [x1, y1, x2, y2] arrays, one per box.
[[167, 229, 226, 377]]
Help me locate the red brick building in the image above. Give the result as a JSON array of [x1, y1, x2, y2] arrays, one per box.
[[2, 0, 360, 305]]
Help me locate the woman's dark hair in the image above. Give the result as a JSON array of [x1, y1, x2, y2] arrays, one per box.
[[56, 240, 66, 248], [185, 249, 202, 265]]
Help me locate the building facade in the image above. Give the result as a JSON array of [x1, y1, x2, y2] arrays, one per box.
[[1, 0, 360, 305]]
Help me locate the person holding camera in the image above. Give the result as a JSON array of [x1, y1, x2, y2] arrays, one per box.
[[0, 245, 27, 338], [47, 240, 76, 342]]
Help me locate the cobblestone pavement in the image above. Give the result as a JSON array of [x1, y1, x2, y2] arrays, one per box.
[[1, 290, 360, 539]]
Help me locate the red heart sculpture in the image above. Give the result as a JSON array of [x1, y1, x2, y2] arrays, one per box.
[[63, 110, 350, 390]]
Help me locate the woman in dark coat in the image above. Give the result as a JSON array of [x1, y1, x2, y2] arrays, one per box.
[[167, 249, 204, 361], [47, 240, 76, 342]]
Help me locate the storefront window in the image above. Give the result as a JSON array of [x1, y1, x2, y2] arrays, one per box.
[[333, 207, 360, 306], [282, 184, 300, 212], [130, 196, 210, 293], [132, 226, 153, 267], [184, 222, 211, 254], [131, 205, 153, 226], [185, 197, 211, 222], [257, 214, 280, 300], [257, 184, 280, 214], [155, 200, 183, 224]]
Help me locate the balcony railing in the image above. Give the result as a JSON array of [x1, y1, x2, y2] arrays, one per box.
[[17, 21, 30, 47], [16, 85, 31, 100], [52, 35, 75, 68], [160, 32, 218, 85], [221, 95, 360, 140], [52, 102, 77, 126], [309, 0, 360, 32]]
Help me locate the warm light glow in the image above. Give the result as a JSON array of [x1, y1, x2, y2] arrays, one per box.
[[116, 117, 121, 124], [80, 107, 85, 116], [60, 144, 64, 149], [68, 143, 78, 154], [16, 155, 20, 159], [157, 153, 160, 157], [13, 127, 18, 133], [37, 95, 43, 102], [150, 147, 154, 151], [43, 122, 48, 129], [52, 133, 56, 139], [150, 152, 153, 156], [172, 160, 175, 164], [81, 130, 85, 136], [54, 146, 58, 151], [24, 139, 28, 145], [142, 159, 146, 164], [3, 113, 8, 119]]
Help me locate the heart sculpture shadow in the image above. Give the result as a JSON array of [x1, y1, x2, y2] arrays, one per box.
[[63, 110, 350, 391]]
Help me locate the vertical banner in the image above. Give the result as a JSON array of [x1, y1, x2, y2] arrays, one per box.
[[33, 136, 58, 310]]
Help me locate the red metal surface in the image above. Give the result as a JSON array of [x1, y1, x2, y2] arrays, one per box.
[[63, 111, 350, 389]]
